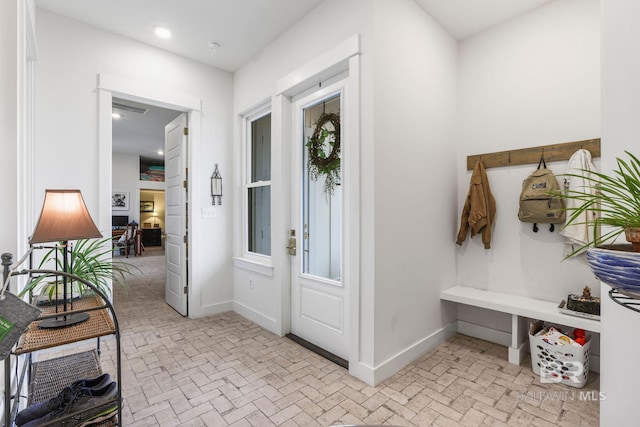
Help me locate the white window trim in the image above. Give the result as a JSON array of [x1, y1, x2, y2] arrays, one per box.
[[241, 103, 272, 263], [232, 256, 274, 278]]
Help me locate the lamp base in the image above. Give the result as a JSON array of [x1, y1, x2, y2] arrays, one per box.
[[38, 312, 90, 329]]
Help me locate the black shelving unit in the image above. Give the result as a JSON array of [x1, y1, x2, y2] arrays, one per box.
[[142, 228, 162, 247], [3, 265, 122, 427], [608, 288, 640, 314]]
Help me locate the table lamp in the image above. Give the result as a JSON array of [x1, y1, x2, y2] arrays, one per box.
[[29, 190, 102, 328]]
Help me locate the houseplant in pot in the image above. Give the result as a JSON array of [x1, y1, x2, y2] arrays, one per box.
[[559, 150, 640, 294], [20, 237, 137, 301]]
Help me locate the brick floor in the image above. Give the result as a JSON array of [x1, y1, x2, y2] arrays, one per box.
[[56, 248, 601, 426]]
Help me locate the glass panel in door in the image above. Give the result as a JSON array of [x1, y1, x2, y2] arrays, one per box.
[[302, 94, 341, 282]]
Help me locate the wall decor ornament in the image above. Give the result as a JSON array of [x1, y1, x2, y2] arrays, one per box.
[[140, 201, 154, 212], [306, 112, 341, 197], [211, 164, 222, 205], [112, 192, 129, 210]]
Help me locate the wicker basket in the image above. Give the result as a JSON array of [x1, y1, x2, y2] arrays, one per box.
[[29, 350, 103, 404]]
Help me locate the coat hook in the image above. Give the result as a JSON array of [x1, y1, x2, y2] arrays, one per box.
[[538, 149, 546, 169]]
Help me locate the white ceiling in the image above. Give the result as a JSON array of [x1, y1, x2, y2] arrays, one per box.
[[416, 0, 553, 40], [35, 0, 556, 73], [36, 0, 555, 159], [111, 98, 181, 160], [35, 0, 324, 73]]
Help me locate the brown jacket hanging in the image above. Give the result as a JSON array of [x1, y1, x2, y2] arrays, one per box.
[[456, 160, 496, 249]]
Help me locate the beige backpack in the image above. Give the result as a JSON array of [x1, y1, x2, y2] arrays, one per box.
[[518, 159, 566, 232]]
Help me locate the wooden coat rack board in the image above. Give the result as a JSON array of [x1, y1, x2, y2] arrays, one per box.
[[466, 138, 601, 170]]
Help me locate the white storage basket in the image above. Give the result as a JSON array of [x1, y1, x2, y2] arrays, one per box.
[[529, 322, 591, 388]]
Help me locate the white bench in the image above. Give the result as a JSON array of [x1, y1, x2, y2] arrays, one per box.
[[440, 286, 601, 365]]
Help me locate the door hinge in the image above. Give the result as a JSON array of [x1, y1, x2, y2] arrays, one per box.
[[183, 286, 188, 294], [183, 235, 188, 244], [183, 127, 189, 136], [183, 180, 188, 189]]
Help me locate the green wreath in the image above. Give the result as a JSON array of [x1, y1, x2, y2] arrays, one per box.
[[306, 112, 341, 196]]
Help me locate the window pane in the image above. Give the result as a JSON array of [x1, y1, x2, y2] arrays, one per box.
[[248, 186, 271, 255], [302, 95, 341, 281], [247, 112, 271, 256], [251, 114, 271, 182]]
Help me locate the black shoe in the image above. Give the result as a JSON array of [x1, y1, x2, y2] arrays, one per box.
[[21, 381, 118, 427], [16, 374, 111, 426]]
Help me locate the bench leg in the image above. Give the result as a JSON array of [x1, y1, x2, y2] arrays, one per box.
[[508, 314, 528, 365]]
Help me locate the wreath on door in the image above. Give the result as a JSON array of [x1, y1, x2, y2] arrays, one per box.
[[306, 112, 341, 197]]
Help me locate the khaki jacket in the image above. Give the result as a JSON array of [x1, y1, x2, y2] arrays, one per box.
[[456, 160, 496, 249]]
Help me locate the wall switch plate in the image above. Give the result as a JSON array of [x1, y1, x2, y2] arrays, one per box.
[[202, 207, 216, 218]]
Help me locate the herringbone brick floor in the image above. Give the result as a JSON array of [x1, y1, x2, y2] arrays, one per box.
[[47, 248, 601, 426]]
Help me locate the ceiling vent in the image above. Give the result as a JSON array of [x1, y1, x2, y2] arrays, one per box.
[[112, 102, 148, 115]]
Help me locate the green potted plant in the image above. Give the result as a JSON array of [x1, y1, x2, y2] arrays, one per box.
[[558, 150, 640, 294], [20, 237, 137, 301], [560, 150, 640, 253]]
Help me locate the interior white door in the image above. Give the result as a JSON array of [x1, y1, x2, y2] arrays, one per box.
[[164, 113, 188, 316], [291, 87, 348, 360]]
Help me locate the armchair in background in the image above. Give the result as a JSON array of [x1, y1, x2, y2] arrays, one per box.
[[113, 222, 138, 258]]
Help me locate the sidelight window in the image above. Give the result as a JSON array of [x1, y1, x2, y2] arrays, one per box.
[[246, 111, 271, 256]]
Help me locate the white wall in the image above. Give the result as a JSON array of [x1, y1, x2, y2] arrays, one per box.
[[371, 0, 458, 367], [233, 0, 458, 384], [600, 282, 639, 425], [1, 0, 19, 259], [456, 0, 601, 333], [112, 153, 167, 228], [232, 0, 375, 342], [140, 190, 165, 230], [0, 0, 19, 416], [601, 0, 640, 423], [1, 0, 37, 415], [112, 152, 140, 225], [35, 9, 234, 318]]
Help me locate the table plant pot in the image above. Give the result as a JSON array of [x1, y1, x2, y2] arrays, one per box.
[[20, 237, 137, 300], [585, 244, 640, 297], [558, 151, 640, 293], [625, 227, 640, 252], [559, 150, 640, 254]]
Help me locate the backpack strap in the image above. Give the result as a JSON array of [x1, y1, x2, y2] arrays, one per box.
[[537, 156, 547, 170], [532, 223, 555, 232]]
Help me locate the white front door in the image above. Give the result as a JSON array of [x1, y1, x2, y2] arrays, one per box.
[[164, 113, 188, 316], [290, 86, 347, 360]]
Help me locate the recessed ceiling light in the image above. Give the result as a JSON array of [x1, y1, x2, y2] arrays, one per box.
[[112, 112, 121, 119], [155, 27, 172, 39], [157, 150, 164, 156]]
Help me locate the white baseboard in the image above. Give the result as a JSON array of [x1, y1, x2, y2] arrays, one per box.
[[191, 300, 233, 319], [455, 320, 600, 374], [233, 302, 281, 336], [457, 320, 512, 347], [350, 322, 458, 386]]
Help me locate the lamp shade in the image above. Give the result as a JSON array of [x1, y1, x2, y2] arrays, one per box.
[[29, 190, 102, 244]]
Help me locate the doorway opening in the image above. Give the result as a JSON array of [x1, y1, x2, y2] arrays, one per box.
[[111, 97, 182, 311], [290, 85, 348, 362], [139, 189, 165, 254]]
